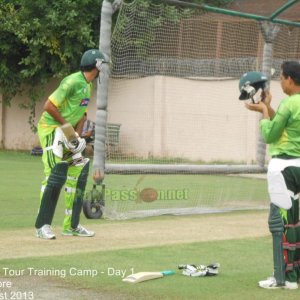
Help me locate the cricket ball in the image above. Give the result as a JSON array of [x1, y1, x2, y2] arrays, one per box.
[[140, 188, 158, 202]]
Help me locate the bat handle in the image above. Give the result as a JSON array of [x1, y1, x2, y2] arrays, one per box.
[[161, 270, 176, 276]]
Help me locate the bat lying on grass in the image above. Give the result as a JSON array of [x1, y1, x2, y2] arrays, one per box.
[[122, 270, 175, 283]]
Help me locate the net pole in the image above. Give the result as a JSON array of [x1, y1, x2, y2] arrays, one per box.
[[105, 164, 267, 174], [256, 22, 280, 167], [270, 0, 299, 20], [93, 0, 113, 183], [162, 0, 300, 28]]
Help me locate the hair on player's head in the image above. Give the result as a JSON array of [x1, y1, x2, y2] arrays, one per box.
[[80, 64, 96, 72], [281, 61, 300, 85]]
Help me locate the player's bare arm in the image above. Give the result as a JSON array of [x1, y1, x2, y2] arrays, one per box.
[[244, 101, 270, 119], [262, 91, 276, 119], [44, 99, 67, 125]]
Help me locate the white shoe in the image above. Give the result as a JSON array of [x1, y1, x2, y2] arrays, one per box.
[[62, 224, 95, 237], [36, 224, 56, 240], [285, 281, 299, 289], [258, 277, 298, 290]]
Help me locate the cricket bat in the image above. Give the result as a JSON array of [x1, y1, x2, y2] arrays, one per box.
[[60, 123, 78, 146], [122, 270, 175, 284]]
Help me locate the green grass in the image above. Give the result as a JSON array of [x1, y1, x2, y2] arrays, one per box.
[[0, 237, 298, 300], [0, 151, 296, 299], [0, 150, 269, 228]]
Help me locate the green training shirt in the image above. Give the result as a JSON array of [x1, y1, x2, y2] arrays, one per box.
[[38, 71, 92, 135], [260, 93, 300, 157]]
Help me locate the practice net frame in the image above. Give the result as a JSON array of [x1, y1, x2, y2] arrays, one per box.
[[100, 0, 300, 219]]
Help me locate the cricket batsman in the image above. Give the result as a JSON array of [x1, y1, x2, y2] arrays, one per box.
[[240, 62, 300, 289], [35, 49, 107, 240]]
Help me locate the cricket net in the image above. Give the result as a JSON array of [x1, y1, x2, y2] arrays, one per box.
[[101, 0, 300, 219]]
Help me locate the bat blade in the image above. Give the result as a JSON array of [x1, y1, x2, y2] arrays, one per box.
[[60, 123, 78, 145], [122, 270, 175, 284]]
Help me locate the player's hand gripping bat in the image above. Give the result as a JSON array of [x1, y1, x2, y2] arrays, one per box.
[[61, 123, 86, 154]]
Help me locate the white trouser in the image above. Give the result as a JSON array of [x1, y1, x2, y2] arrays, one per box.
[[267, 158, 300, 209]]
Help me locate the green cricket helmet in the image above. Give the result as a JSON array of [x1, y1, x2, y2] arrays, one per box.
[[80, 49, 107, 71], [239, 71, 268, 100]]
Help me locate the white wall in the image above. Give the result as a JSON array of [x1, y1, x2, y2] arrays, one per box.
[[107, 76, 285, 163], [0, 79, 97, 150], [0, 76, 285, 163]]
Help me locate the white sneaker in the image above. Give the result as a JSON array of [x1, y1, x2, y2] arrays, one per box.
[[285, 281, 299, 289], [258, 277, 298, 290], [62, 224, 95, 237], [36, 224, 56, 240]]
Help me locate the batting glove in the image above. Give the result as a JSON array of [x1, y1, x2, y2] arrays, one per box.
[[63, 136, 86, 154], [70, 137, 86, 154], [178, 263, 220, 277]]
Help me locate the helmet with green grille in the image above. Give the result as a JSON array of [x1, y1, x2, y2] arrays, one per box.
[[239, 71, 268, 102]]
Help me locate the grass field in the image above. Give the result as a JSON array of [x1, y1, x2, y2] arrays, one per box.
[[0, 150, 269, 224], [2, 237, 297, 300], [1, 151, 298, 299]]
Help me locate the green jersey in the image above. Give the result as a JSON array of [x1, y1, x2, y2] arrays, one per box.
[[38, 71, 92, 135], [260, 93, 300, 157]]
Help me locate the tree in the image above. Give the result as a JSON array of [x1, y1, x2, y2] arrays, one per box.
[[0, 0, 231, 104], [0, 0, 102, 130], [0, 0, 233, 131]]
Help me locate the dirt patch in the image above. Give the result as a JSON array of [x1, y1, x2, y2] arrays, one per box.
[[0, 276, 128, 300], [0, 211, 269, 260]]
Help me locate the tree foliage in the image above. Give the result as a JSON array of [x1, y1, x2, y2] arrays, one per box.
[[0, 0, 102, 105], [0, 0, 232, 105], [0, 0, 232, 131]]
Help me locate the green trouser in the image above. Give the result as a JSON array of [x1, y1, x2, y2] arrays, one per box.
[[275, 166, 300, 283], [36, 129, 89, 231]]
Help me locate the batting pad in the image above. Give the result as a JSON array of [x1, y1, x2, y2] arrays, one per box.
[[267, 158, 300, 209]]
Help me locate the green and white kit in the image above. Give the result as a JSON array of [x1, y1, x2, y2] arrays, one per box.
[[261, 94, 300, 285], [36, 71, 92, 232]]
